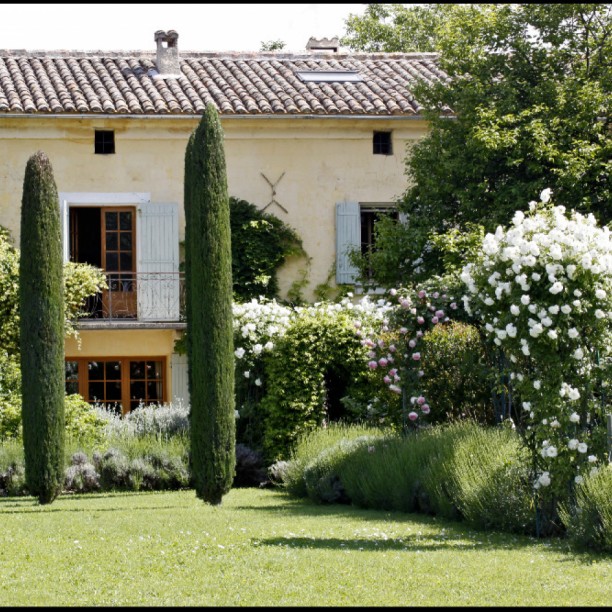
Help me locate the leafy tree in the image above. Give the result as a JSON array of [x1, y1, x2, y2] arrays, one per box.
[[185, 105, 236, 505], [341, 3, 466, 52], [19, 151, 65, 504], [343, 4, 612, 285], [260, 39, 286, 51]]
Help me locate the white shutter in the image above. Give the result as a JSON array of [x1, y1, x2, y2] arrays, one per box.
[[137, 203, 180, 321], [171, 352, 190, 407], [336, 201, 361, 284], [59, 198, 70, 262]]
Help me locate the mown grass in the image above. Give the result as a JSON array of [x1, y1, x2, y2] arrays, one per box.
[[0, 488, 610, 606]]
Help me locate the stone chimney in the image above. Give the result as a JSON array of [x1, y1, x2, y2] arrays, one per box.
[[154, 30, 181, 77], [306, 36, 339, 52]]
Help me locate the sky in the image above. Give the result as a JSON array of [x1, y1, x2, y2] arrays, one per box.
[[0, 3, 367, 53]]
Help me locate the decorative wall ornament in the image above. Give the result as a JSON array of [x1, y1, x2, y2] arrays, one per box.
[[260, 171, 287, 213]]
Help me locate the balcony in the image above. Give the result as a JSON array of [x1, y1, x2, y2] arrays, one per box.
[[79, 271, 185, 323]]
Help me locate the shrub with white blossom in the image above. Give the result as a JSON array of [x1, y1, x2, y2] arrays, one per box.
[[461, 189, 611, 510]]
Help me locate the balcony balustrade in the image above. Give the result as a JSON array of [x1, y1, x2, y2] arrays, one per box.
[[79, 271, 185, 322]]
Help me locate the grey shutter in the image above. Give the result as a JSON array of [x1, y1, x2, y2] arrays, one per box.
[[398, 211, 408, 225], [336, 201, 361, 284], [171, 352, 190, 407], [137, 203, 180, 321]]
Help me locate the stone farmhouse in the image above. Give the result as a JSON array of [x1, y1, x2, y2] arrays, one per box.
[[0, 31, 450, 412]]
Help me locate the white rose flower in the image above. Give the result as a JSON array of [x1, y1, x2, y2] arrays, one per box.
[[573, 348, 584, 360], [595, 288, 606, 299], [577, 442, 588, 454], [568, 439, 579, 450], [252, 343, 263, 355], [549, 281, 564, 295], [574, 475, 584, 484], [547, 329, 558, 339], [588, 455, 597, 463], [521, 295, 530, 305], [521, 344, 530, 356], [568, 387, 580, 400], [522, 401, 531, 411], [538, 472, 551, 487], [548, 305, 559, 314], [561, 304, 572, 314], [243, 371, 250, 379], [532, 272, 542, 281], [546, 446, 558, 458], [540, 188, 552, 203], [234, 347, 246, 359], [533, 380, 541, 390], [595, 309, 606, 319], [510, 304, 520, 316], [573, 289, 583, 297], [568, 328, 579, 339], [569, 412, 580, 423]]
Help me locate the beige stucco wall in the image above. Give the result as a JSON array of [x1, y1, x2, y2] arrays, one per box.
[[64, 328, 182, 401], [0, 115, 428, 301]]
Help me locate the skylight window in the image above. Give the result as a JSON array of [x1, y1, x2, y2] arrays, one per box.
[[296, 71, 363, 83]]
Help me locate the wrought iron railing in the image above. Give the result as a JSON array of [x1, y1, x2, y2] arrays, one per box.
[[79, 272, 185, 322]]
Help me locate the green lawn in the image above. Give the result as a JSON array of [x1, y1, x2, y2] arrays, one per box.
[[0, 488, 610, 606]]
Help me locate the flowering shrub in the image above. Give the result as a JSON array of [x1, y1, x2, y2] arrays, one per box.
[[356, 282, 461, 429], [461, 189, 611, 512]]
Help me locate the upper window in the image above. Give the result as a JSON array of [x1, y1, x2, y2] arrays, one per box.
[[95, 130, 115, 154], [296, 71, 363, 83], [373, 131, 392, 155]]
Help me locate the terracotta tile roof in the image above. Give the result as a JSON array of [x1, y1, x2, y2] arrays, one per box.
[[0, 49, 451, 117]]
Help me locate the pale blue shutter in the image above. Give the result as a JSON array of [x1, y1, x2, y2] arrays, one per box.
[[171, 353, 190, 407], [336, 201, 360, 284], [137, 203, 180, 321]]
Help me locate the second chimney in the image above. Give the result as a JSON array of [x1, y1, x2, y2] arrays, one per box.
[[306, 36, 339, 52], [154, 30, 181, 77]]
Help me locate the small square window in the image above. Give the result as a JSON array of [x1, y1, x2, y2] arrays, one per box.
[[373, 131, 392, 155], [95, 130, 115, 154]]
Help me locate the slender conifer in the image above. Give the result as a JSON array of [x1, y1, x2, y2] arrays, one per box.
[[19, 151, 65, 504], [185, 105, 235, 504]]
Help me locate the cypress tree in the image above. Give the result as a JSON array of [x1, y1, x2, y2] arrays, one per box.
[[19, 151, 65, 504], [185, 104, 236, 504]]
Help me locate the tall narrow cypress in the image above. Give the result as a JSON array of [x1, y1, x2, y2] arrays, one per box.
[[185, 105, 235, 504], [19, 151, 65, 504]]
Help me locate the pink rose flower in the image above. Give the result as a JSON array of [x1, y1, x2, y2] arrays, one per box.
[[421, 404, 430, 414], [418, 290, 426, 299], [368, 361, 378, 369], [408, 411, 419, 421], [412, 352, 421, 361]]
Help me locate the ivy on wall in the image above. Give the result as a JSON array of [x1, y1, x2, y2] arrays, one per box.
[[229, 197, 306, 301]]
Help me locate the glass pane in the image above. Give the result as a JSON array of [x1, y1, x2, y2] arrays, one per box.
[[105, 212, 118, 231], [147, 361, 163, 379], [66, 381, 79, 395], [147, 380, 162, 401], [130, 401, 141, 412], [119, 253, 132, 271], [105, 361, 121, 380], [130, 361, 145, 379], [130, 381, 146, 400], [106, 233, 118, 251], [119, 276, 134, 292], [65, 361, 79, 381], [106, 381, 122, 401], [89, 382, 105, 401], [106, 252, 119, 271], [88, 361, 104, 380], [120, 232, 132, 250], [119, 212, 132, 230]]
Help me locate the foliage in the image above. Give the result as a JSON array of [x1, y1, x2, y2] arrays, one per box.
[[341, 3, 466, 52], [259, 301, 387, 462], [560, 464, 612, 553], [260, 39, 286, 51], [279, 422, 387, 498], [0, 226, 106, 357], [461, 191, 611, 532], [19, 151, 65, 505], [185, 105, 236, 504], [420, 321, 494, 424], [64, 394, 107, 447], [356, 283, 465, 429], [229, 196, 305, 301], [350, 3, 612, 285], [285, 421, 535, 535]]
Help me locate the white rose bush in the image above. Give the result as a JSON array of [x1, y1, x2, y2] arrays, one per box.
[[461, 190, 611, 508]]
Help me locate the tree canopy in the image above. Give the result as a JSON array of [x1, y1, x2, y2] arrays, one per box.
[[343, 4, 612, 285]]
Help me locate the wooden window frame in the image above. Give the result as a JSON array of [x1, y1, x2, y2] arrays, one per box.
[[373, 131, 393, 155], [65, 357, 166, 415], [94, 130, 115, 154]]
